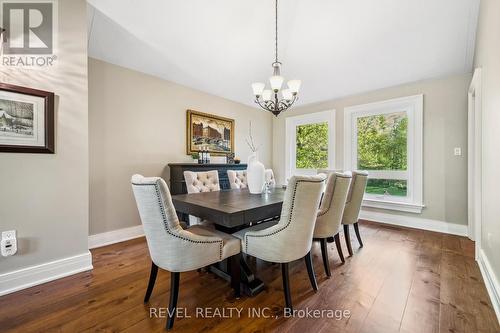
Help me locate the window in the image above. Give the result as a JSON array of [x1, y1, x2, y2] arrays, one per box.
[[344, 95, 423, 213], [286, 110, 335, 179]]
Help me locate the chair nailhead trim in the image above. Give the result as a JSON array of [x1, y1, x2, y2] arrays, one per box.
[[153, 183, 223, 260], [244, 178, 324, 252], [133, 181, 223, 260], [316, 174, 350, 217], [317, 177, 338, 218]]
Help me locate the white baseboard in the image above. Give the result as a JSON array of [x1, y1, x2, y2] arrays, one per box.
[[477, 249, 500, 323], [359, 210, 468, 236], [0, 251, 93, 296], [88, 224, 144, 249]]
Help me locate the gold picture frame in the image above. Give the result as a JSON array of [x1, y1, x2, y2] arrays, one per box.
[[186, 110, 235, 156]]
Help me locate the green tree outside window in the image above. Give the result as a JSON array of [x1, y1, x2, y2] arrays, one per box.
[[357, 112, 408, 196], [296, 122, 328, 169]]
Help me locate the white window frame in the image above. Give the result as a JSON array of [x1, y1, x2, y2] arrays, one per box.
[[285, 110, 336, 180], [344, 95, 424, 213]]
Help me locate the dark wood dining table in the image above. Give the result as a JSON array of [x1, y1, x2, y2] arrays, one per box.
[[171, 187, 286, 295]]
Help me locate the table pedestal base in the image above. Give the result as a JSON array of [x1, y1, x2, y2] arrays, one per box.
[[208, 255, 265, 296]]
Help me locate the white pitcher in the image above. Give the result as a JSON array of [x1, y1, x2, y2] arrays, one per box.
[[247, 152, 265, 194]]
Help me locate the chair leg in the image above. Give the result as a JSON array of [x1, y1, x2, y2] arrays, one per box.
[[144, 262, 158, 303], [281, 263, 293, 311], [334, 233, 345, 263], [354, 222, 364, 247], [304, 251, 318, 291], [320, 238, 331, 277], [166, 272, 180, 330], [344, 224, 354, 256], [230, 253, 241, 298]]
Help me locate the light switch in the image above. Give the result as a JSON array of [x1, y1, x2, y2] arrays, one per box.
[[1, 230, 17, 257], [454, 147, 462, 156]]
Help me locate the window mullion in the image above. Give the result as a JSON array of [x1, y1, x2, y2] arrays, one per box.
[[367, 170, 408, 180]]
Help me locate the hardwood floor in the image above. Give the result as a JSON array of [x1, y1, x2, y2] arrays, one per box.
[[0, 221, 498, 333]]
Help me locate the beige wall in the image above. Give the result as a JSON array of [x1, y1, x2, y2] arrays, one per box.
[[0, 0, 88, 274], [473, 0, 500, 288], [273, 73, 471, 225], [89, 58, 273, 235]]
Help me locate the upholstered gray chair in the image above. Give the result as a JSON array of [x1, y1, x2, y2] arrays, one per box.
[[183, 170, 220, 225], [227, 170, 247, 189], [233, 175, 326, 310], [313, 172, 351, 277], [184, 170, 220, 193], [342, 171, 368, 255], [131, 175, 240, 330], [265, 169, 276, 186]]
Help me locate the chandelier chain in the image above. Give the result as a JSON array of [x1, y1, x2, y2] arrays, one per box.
[[275, 0, 278, 63], [252, 0, 300, 116]]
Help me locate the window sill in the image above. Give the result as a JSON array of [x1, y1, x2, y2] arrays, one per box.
[[362, 198, 425, 213]]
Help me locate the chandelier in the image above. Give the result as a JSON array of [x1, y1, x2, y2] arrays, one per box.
[[251, 0, 301, 116]]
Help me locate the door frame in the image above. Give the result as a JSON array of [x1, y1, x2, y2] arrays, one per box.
[[467, 67, 482, 259]]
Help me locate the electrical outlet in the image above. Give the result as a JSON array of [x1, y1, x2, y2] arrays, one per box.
[[1, 230, 17, 257], [454, 147, 462, 156]]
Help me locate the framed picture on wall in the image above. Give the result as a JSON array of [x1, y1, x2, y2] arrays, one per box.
[[0, 83, 55, 154], [186, 109, 234, 156]]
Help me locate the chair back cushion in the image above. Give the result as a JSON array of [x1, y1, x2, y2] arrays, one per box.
[[265, 169, 276, 186], [242, 175, 325, 262], [342, 171, 368, 225], [131, 175, 183, 267], [227, 170, 247, 189], [314, 173, 352, 238], [131, 174, 228, 272], [184, 170, 220, 193]]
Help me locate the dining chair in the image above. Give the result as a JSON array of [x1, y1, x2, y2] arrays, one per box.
[[227, 170, 247, 189], [131, 174, 241, 330], [184, 170, 221, 193], [232, 175, 326, 310], [342, 171, 368, 256], [265, 169, 276, 186], [313, 172, 351, 277], [228, 169, 275, 189], [183, 170, 220, 225]]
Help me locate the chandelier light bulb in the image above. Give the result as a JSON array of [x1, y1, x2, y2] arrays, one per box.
[[269, 75, 284, 92], [262, 90, 272, 101], [282, 89, 293, 101], [251, 82, 265, 97], [287, 80, 301, 94]]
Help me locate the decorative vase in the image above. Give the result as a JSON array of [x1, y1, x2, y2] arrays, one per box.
[[247, 152, 265, 194]]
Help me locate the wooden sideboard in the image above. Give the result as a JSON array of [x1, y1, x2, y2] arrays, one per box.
[[168, 163, 248, 195]]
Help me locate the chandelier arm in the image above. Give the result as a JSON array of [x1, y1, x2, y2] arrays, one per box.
[[255, 98, 276, 112], [278, 103, 287, 111], [277, 94, 298, 111]]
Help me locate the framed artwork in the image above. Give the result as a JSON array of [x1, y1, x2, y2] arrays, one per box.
[[186, 110, 234, 156], [0, 83, 55, 153]]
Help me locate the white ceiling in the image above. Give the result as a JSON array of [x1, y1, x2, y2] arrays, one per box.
[[87, 0, 480, 107]]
